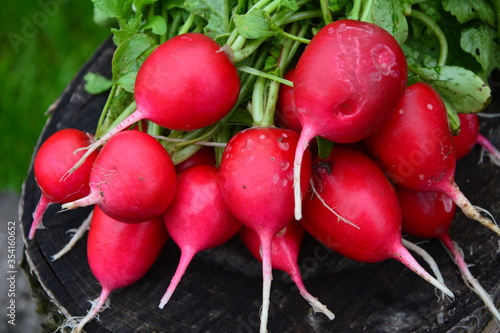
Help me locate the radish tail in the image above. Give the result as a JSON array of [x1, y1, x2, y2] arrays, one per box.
[[440, 234, 500, 323], [402, 238, 444, 285], [442, 182, 500, 236], [74, 288, 111, 333], [51, 210, 92, 261], [61, 190, 102, 211], [61, 111, 144, 181], [391, 244, 454, 298], [30, 194, 52, 239], [293, 127, 315, 220], [259, 233, 274, 333], [159, 249, 196, 309], [289, 270, 335, 320], [477, 134, 500, 166]]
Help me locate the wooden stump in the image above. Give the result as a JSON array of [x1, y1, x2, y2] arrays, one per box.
[[20, 37, 500, 333]]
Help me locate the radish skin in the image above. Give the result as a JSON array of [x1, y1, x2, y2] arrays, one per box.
[[364, 82, 500, 236], [64, 32, 240, 177], [62, 130, 177, 224], [301, 147, 454, 298], [219, 127, 312, 333], [31, 129, 98, 239], [292, 19, 407, 219], [159, 164, 241, 308]]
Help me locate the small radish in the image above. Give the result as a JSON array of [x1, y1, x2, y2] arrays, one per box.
[[65, 32, 240, 176], [69, 205, 168, 332], [396, 185, 500, 322], [30, 128, 99, 239], [62, 130, 177, 223], [219, 127, 312, 333], [239, 221, 335, 320], [453, 113, 500, 164], [364, 82, 500, 236], [275, 69, 301, 132], [174, 146, 216, 173], [301, 146, 454, 298], [292, 19, 408, 219], [159, 164, 241, 308]]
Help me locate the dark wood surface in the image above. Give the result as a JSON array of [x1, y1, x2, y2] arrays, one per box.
[[20, 37, 500, 333]]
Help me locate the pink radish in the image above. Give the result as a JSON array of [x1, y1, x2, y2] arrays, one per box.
[[174, 146, 216, 173], [159, 164, 241, 308], [70, 205, 168, 332], [301, 146, 454, 298], [396, 185, 500, 322], [275, 69, 301, 132], [30, 128, 99, 239], [239, 221, 335, 320], [219, 127, 312, 333], [65, 32, 240, 176], [62, 130, 177, 223], [292, 19, 408, 219], [364, 82, 500, 236], [453, 113, 500, 163]]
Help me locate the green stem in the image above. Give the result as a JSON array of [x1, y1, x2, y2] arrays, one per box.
[[283, 10, 322, 24], [95, 83, 117, 135], [178, 12, 196, 35], [101, 101, 137, 138], [410, 9, 448, 66], [237, 65, 293, 86], [350, 0, 362, 20], [278, 29, 310, 44], [360, 0, 374, 22], [319, 0, 333, 24], [251, 76, 267, 126]]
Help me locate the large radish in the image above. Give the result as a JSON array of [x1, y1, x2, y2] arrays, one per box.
[[239, 221, 335, 320], [219, 127, 312, 333], [301, 146, 454, 298], [396, 186, 500, 322], [62, 130, 177, 223], [31, 128, 99, 239], [69, 205, 168, 332], [65, 32, 240, 176], [292, 19, 408, 219], [159, 164, 241, 308], [364, 82, 500, 235]]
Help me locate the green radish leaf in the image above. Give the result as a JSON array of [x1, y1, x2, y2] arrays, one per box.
[[442, 0, 496, 26], [443, 99, 461, 135], [92, 0, 134, 20], [142, 15, 168, 35], [84, 72, 114, 95], [234, 9, 277, 39], [460, 24, 500, 81], [413, 65, 491, 113], [184, 0, 236, 38], [112, 33, 156, 92], [365, 0, 411, 44]]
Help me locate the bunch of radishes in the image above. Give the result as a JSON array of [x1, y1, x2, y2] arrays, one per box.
[[28, 3, 500, 332]]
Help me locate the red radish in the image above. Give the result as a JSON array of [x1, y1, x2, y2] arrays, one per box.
[[159, 164, 241, 308], [174, 146, 216, 173], [219, 127, 312, 333], [62, 130, 177, 223], [364, 82, 500, 236], [70, 205, 168, 332], [30, 128, 99, 239], [292, 19, 408, 219], [65, 32, 240, 176], [396, 186, 500, 322], [275, 69, 301, 132], [301, 146, 454, 298], [453, 113, 500, 163], [239, 221, 335, 320]]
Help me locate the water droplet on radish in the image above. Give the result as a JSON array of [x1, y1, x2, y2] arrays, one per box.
[[399, 109, 404, 115], [280, 161, 290, 171], [277, 138, 290, 151], [371, 44, 396, 76], [427, 103, 433, 110], [260, 134, 267, 140], [272, 173, 280, 184], [243, 139, 254, 151], [280, 178, 289, 187]]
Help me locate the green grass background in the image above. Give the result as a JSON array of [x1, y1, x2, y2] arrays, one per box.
[[0, 1, 109, 193]]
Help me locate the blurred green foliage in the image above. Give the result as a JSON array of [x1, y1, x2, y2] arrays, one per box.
[[0, 1, 109, 193]]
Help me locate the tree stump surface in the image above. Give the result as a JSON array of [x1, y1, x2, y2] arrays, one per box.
[[19, 37, 500, 333]]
